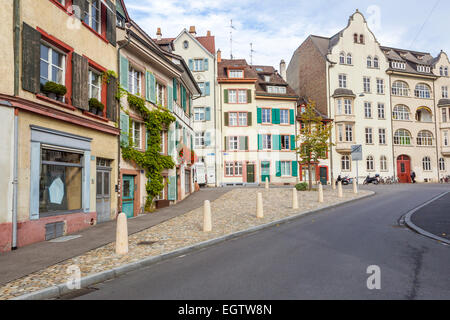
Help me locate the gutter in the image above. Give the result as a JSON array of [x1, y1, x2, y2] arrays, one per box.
[[117, 28, 131, 215]]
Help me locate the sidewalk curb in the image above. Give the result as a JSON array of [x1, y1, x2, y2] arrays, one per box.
[[403, 191, 450, 246], [11, 191, 375, 300]]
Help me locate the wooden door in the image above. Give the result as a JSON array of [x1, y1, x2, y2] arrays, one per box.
[[397, 155, 411, 183], [247, 164, 255, 183], [122, 175, 135, 218]]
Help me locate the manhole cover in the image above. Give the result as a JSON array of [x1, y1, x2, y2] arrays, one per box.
[[137, 241, 157, 246]]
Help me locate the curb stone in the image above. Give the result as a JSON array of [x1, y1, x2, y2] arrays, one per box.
[[11, 191, 375, 300], [403, 191, 450, 246]]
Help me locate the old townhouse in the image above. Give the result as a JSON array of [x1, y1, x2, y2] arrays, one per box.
[[287, 10, 396, 183], [381, 46, 440, 183], [117, 1, 201, 216], [218, 57, 299, 186], [433, 51, 450, 180], [0, 0, 120, 251], [154, 26, 218, 186]]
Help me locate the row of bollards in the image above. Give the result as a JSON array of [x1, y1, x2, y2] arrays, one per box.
[[115, 178, 360, 255]]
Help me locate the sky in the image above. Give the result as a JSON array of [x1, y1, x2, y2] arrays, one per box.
[[124, 0, 450, 69]]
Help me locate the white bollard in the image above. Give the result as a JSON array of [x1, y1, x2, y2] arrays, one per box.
[[292, 188, 299, 209], [353, 178, 358, 194], [265, 177, 269, 190], [115, 212, 129, 255], [318, 183, 324, 203], [203, 200, 212, 232], [338, 181, 343, 198], [331, 178, 336, 190], [256, 192, 264, 218]]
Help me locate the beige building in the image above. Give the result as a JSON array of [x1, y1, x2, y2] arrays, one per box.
[[218, 58, 299, 186], [0, 0, 120, 251]]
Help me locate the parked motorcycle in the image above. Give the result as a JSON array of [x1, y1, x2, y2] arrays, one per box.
[[336, 175, 352, 186], [363, 174, 380, 185]]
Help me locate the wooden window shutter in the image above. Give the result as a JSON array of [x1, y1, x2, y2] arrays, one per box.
[[272, 134, 280, 150], [149, 72, 156, 104], [258, 134, 263, 150], [247, 89, 252, 103], [204, 58, 209, 71], [224, 112, 229, 126], [188, 59, 193, 71], [292, 161, 298, 177], [22, 23, 41, 94], [105, 0, 116, 46], [257, 108, 262, 124], [72, 52, 89, 110], [239, 136, 246, 151], [173, 78, 178, 101], [168, 86, 173, 111], [248, 112, 252, 126], [291, 135, 296, 150], [276, 161, 282, 177], [120, 112, 129, 146], [168, 176, 176, 200], [224, 89, 229, 103], [205, 107, 211, 121], [272, 108, 280, 124], [106, 76, 118, 121], [205, 132, 211, 146], [290, 109, 295, 125], [224, 137, 228, 151], [119, 55, 129, 90], [245, 136, 249, 150], [168, 129, 175, 155], [205, 82, 210, 96]]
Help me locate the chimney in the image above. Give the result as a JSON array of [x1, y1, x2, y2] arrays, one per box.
[[206, 30, 211, 37], [280, 59, 286, 81], [189, 26, 197, 36], [156, 27, 162, 41], [217, 49, 222, 63]]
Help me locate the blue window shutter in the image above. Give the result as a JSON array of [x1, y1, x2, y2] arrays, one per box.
[[205, 132, 211, 146], [173, 78, 178, 101], [205, 82, 210, 96], [168, 86, 173, 111], [145, 71, 150, 101], [188, 59, 193, 71], [257, 108, 262, 124], [168, 129, 175, 155], [276, 161, 281, 177], [290, 109, 295, 125], [120, 112, 129, 146], [272, 134, 280, 150], [272, 108, 280, 124], [120, 55, 129, 90], [168, 176, 176, 200], [291, 135, 296, 150], [292, 161, 298, 177], [149, 72, 156, 104], [258, 134, 263, 150], [145, 129, 149, 151], [205, 107, 211, 121], [204, 58, 209, 71]]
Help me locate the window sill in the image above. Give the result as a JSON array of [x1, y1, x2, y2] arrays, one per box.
[[82, 110, 109, 122], [36, 94, 76, 111]]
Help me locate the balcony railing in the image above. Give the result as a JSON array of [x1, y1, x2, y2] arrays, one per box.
[[173, 102, 192, 128]]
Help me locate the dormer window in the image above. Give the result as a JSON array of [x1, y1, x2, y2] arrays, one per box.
[[264, 75, 270, 82], [392, 61, 406, 70], [228, 69, 244, 79], [267, 86, 286, 94], [417, 65, 430, 73]]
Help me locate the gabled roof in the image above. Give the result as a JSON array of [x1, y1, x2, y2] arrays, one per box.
[[116, 0, 130, 21], [251, 65, 298, 98], [153, 30, 216, 57], [380, 46, 436, 76]]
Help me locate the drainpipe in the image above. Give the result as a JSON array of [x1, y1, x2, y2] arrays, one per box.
[[214, 55, 218, 187], [389, 74, 396, 179], [117, 29, 131, 214], [12, 108, 18, 249], [432, 80, 440, 182], [327, 61, 334, 181], [13, 0, 20, 96]]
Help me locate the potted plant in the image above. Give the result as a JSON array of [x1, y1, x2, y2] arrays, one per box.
[[89, 98, 105, 116], [42, 81, 67, 101]]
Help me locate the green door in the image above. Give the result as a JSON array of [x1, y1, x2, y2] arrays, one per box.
[[122, 175, 135, 218], [261, 161, 270, 183], [247, 164, 255, 183], [320, 167, 328, 186]]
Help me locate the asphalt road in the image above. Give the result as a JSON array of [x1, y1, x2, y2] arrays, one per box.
[[75, 184, 450, 300]]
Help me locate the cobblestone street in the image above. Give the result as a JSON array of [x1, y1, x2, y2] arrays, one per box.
[[0, 187, 371, 299]]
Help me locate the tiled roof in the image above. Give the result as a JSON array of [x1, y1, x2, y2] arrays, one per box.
[[332, 88, 356, 98], [251, 65, 298, 97], [217, 59, 258, 79], [380, 46, 436, 76], [153, 35, 215, 55]]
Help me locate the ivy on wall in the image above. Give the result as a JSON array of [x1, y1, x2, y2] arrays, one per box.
[[119, 88, 176, 209]]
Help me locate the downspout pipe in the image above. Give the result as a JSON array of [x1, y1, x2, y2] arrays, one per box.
[[117, 28, 131, 215], [14, 0, 20, 96]]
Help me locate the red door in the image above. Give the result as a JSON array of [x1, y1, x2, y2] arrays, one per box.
[[397, 155, 411, 183]]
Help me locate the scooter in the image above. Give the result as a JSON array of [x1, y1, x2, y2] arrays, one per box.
[[336, 175, 352, 186], [363, 174, 380, 185]]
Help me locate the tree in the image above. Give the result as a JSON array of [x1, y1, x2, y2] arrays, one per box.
[[296, 100, 333, 191]]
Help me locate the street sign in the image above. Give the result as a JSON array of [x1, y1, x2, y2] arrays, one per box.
[[351, 145, 362, 161]]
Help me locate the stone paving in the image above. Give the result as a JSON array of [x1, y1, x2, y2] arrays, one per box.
[[0, 187, 371, 300]]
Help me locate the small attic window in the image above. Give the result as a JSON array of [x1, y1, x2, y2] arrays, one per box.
[[228, 69, 244, 78], [264, 75, 270, 82], [183, 40, 189, 49], [359, 34, 364, 44], [256, 67, 263, 72]]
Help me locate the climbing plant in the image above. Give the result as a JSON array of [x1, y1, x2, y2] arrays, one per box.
[[120, 92, 176, 209]]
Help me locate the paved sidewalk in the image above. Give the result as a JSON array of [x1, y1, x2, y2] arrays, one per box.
[[410, 191, 450, 241], [0, 188, 229, 286]]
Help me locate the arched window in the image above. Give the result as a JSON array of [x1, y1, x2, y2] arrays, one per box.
[[415, 83, 431, 99], [367, 56, 372, 68], [440, 66, 444, 76], [380, 156, 387, 171], [423, 157, 431, 171], [354, 33, 358, 43], [417, 130, 434, 146], [373, 56, 379, 68], [341, 155, 351, 171], [340, 52, 345, 64], [360, 34, 364, 44], [394, 129, 412, 145], [439, 158, 446, 171], [416, 106, 433, 123], [393, 105, 411, 120], [346, 53, 352, 65], [366, 156, 374, 171], [392, 81, 409, 96], [445, 67, 449, 76]]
